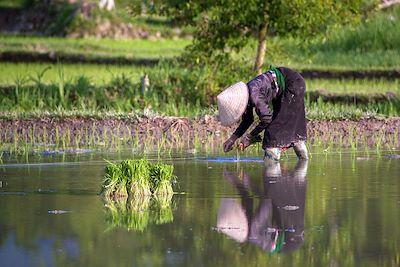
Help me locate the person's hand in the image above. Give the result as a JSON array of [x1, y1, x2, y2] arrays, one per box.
[[238, 135, 251, 151], [223, 135, 238, 152], [238, 134, 261, 151]]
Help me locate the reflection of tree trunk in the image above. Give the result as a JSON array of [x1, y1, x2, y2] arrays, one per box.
[[99, 0, 115, 11], [254, 24, 268, 75]]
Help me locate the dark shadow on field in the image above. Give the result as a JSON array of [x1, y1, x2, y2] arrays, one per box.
[[216, 160, 308, 253]]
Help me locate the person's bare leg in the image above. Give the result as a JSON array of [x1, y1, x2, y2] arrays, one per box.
[[293, 141, 308, 160], [264, 147, 281, 161]]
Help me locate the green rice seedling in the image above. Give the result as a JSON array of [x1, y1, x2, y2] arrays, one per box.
[[67, 127, 71, 148], [55, 127, 60, 148], [57, 62, 66, 108], [156, 134, 167, 157], [75, 130, 82, 149], [101, 161, 127, 200], [42, 126, 48, 145], [121, 159, 152, 197], [13, 74, 29, 105], [149, 163, 175, 196], [375, 132, 383, 155]]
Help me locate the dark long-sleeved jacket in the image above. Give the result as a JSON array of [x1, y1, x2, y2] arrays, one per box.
[[233, 67, 307, 149]]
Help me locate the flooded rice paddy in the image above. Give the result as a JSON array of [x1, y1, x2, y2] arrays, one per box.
[[0, 149, 399, 267]]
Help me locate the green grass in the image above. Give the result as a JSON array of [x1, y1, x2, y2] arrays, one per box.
[[0, 62, 148, 85], [0, 64, 398, 118], [307, 79, 400, 95], [0, 35, 190, 59], [240, 6, 400, 71], [1, 4, 399, 73], [0, 0, 25, 8]]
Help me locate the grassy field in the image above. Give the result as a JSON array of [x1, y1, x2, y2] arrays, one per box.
[[1, 6, 399, 71], [1, 63, 399, 95], [255, 5, 400, 71], [0, 36, 190, 60], [306, 79, 400, 95], [0, 4, 399, 120], [0, 71, 398, 119], [0, 62, 149, 85]]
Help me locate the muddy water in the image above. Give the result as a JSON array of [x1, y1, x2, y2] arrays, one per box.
[[0, 149, 399, 267]]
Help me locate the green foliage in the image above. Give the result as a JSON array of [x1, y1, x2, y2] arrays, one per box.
[[0, 0, 34, 8], [0, 63, 399, 118], [146, 58, 253, 106], [47, 2, 77, 35], [311, 4, 400, 52], [143, 0, 368, 65]]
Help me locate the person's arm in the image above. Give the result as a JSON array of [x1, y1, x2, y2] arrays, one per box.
[[249, 101, 272, 137], [239, 74, 273, 150], [223, 105, 253, 152], [248, 74, 273, 137], [232, 105, 254, 138]]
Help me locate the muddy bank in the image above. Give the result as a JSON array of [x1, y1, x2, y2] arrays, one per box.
[[0, 116, 398, 150]]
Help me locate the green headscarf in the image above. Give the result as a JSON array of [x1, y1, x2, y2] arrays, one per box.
[[269, 65, 285, 91]]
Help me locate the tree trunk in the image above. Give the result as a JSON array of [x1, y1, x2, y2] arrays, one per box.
[[253, 23, 268, 75], [379, 0, 400, 10]]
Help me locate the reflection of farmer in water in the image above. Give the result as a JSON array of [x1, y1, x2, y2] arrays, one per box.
[[216, 160, 308, 253], [217, 66, 308, 161]]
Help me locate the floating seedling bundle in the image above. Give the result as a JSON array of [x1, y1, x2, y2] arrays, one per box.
[[101, 158, 176, 199]]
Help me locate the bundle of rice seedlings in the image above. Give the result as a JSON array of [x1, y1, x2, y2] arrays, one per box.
[[121, 159, 152, 197], [101, 158, 176, 200], [150, 163, 175, 196], [101, 161, 127, 200]]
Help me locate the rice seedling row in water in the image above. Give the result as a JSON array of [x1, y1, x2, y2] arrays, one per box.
[[101, 158, 176, 199]]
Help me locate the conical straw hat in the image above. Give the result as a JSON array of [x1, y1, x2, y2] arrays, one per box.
[[217, 81, 249, 126], [217, 198, 248, 242]]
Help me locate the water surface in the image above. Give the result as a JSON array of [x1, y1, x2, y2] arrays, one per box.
[[1, 150, 399, 267]]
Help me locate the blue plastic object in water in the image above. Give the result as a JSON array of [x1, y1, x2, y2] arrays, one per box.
[[196, 157, 263, 163]]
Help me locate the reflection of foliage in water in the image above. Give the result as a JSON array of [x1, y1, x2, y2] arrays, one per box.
[[103, 194, 174, 232], [153, 194, 174, 225]]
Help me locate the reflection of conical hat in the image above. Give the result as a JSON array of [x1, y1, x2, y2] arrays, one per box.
[[217, 81, 249, 126], [216, 198, 248, 242]]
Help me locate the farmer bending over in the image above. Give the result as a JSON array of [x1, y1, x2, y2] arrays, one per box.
[[217, 66, 308, 161]]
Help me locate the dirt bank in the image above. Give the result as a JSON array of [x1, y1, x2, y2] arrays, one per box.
[[0, 116, 398, 149]]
